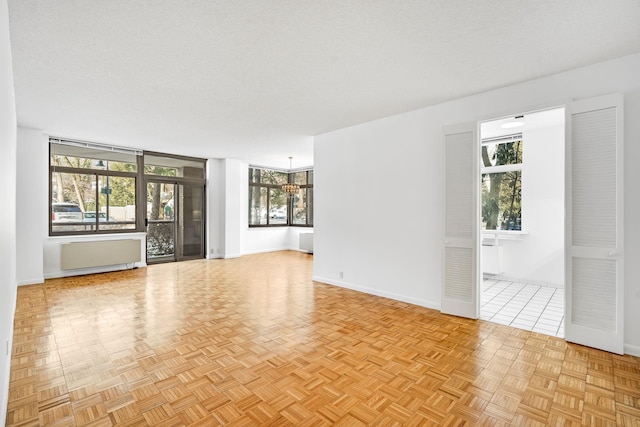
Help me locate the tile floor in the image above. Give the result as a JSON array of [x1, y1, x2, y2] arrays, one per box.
[[481, 279, 565, 338]]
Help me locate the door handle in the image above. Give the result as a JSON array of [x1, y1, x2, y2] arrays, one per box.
[[145, 218, 148, 227]]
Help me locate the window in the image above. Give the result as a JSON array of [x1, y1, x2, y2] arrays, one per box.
[[481, 134, 523, 231], [291, 171, 313, 226], [248, 167, 313, 227], [50, 139, 141, 234], [50, 140, 208, 244]]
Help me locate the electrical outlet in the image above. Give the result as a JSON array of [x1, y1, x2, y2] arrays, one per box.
[[339, 272, 343, 279]]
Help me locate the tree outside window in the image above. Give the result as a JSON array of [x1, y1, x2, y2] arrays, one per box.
[[481, 139, 523, 231]]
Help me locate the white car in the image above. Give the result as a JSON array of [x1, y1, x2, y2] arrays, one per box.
[[52, 203, 83, 222], [269, 208, 286, 220], [83, 211, 107, 222]]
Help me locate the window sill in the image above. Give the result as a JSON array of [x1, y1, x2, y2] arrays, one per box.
[[482, 230, 528, 244]]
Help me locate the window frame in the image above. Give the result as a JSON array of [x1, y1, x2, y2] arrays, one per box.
[[248, 167, 313, 228], [49, 140, 144, 236], [480, 134, 524, 232]]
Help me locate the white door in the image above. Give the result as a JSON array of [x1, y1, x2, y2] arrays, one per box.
[[565, 93, 624, 354], [442, 123, 479, 318]]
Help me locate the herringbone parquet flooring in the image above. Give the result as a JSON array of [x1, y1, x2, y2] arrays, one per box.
[[6, 251, 640, 426]]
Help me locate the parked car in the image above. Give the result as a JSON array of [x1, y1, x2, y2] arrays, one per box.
[[83, 211, 107, 222], [269, 208, 286, 220], [51, 202, 83, 222]]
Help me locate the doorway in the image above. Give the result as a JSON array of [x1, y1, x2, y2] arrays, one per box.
[[143, 152, 206, 264], [478, 107, 565, 337], [146, 181, 205, 263]]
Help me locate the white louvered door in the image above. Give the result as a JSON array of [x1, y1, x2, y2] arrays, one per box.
[[442, 123, 479, 318], [565, 94, 624, 354]]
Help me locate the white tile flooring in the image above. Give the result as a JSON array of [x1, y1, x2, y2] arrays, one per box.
[[481, 279, 565, 338]]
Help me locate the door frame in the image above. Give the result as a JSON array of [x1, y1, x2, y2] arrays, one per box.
[[457, 97, 624, 354]]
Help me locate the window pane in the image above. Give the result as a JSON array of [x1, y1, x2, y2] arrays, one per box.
[[249, 168, 261, 183], [144, 154, 205, 179], [249, 187, 268, 225], [51, 142, 138, 170], [481, 140, 523, 167], [97, 175, 136, 230], [52, 171, 93, 232], [146, 182, 176, 259], [307, 187, 313, 225], [269, 188, 287, 224], [144, 164, 177, 177], [260, 170, 288, 185], [293, 171, 307, 185], [482, 171, 522, 230], [292, 188, 307, 225], [51, 172, 136, 232]]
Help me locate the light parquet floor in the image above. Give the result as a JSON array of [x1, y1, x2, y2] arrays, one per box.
[[7, 251, 640, 426]]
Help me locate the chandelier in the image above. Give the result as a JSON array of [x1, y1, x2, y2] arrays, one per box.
[[282, 157, 300, 196]]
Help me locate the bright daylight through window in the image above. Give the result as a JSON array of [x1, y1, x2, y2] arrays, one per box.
[[249, 167, 313, 227], [481, 135, 523, 231], [50, 139, 141, 234]]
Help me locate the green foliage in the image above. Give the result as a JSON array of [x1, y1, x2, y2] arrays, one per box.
[[481, 141, 523, 230]]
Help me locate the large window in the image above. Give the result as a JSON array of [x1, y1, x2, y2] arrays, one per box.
[[50, 139, 141, 234], [249, 167, 313, 227], [481, 134, 523, 231]]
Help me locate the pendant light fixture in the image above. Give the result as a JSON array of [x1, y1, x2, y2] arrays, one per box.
[[281, 157, 300, 196]]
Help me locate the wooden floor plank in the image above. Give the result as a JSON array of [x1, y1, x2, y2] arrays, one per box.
[[6, 251, 640, 425]]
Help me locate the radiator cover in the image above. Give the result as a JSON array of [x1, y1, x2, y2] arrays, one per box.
[[61, 239, 142, 270]]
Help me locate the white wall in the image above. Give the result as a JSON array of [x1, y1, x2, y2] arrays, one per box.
[[206, 158, 244, 259], [16, 128, 46, 285], [483, 114, 565, 287], [314, 53, 640, 355], [206, 159, 225, 258], [0, 0, 17, 423]]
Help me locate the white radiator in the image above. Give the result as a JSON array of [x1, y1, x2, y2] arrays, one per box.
[[482, 243, 503, 275], [300, 233, 313, 253], [61, 239, 141, 270]]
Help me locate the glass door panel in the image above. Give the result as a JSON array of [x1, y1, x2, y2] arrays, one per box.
[[177, 183, 204, 259], [146, 182, 176, 263]]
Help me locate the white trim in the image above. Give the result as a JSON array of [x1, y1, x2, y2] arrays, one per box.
[[481, 164, 523, 174], [313, 276, 440, 311], [44, 263, 146, 279], [17, 278, 44, 286], [624, 343, 640, 358]]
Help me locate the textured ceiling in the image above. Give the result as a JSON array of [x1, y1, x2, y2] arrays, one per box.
[[7, 0, 640, 168]]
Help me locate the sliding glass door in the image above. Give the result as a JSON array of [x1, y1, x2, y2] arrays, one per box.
[[144, 152, 206, 264], [146, 181, 177, 262], [176, 183, 204, 259]]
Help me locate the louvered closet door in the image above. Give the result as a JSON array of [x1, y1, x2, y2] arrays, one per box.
[[565, 94, 624, 354], [442, 124, 479, 318]]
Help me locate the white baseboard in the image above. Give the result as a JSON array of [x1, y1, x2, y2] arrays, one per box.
[[44, 262, 146, 279], [241, 248, 284, 256], [18, 277, 44, 286], [223, 253, 242, 259], [624, 343, 640, 357], [312, 276, 440, 311]]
